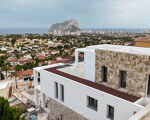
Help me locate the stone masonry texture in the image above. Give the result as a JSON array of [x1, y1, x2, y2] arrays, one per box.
[[95, 49, 150, 97], [47, 97, 88, 120]]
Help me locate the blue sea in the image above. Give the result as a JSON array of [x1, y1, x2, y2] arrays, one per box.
[[0, 28, 149, 35], [0, 28, 48, 35]]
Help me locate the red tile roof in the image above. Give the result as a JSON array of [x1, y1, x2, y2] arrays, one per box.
[[135, 37, 150, 43], [45, 66, 140, 102], [16, 69, 33, 78], [36, 55, 46, 60], [51, 50, 59, 52], [19, 59, 35, 64]]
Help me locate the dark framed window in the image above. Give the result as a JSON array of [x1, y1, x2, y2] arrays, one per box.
[[133, 111, 137, 114], [54, 82, 58, 99], [101, 66, 108, 82], [119, 70, 127, 88], [107, 105, 114, 120], [60, 114, 63, 120], [38, 72, 40, 83], [60, 84, 64, 102], [87, 96, 98, 111], [147, 75, 150, 95]]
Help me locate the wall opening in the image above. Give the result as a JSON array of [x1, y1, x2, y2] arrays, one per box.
[[119, 70, 127, 88], [147, 75, 150, 96], [101, 66, 107, 83]]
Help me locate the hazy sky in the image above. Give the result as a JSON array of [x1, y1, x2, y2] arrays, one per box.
[[0, 0, 150, 29]]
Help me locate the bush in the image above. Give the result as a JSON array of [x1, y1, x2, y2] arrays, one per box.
[[1, 73, 5, 80], [0, 97, 23, 120]]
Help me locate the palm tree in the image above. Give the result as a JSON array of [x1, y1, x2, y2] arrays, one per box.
[[2, 65, 9, 78]]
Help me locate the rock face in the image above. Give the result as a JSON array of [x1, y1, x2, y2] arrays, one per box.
[[48, 19, 80, 35]]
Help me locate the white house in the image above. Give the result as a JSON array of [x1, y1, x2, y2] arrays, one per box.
[[34, 44, 150, 120]]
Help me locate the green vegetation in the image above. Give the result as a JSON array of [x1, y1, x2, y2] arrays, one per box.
[[0, 33, 136, 73], [0, 56, 9, 80], [1, 73, 5, 80], [0, 56, 8, 67], [15, 62, 38, 71], [11, 38, 16, 47], [0, 97, 23, 120]]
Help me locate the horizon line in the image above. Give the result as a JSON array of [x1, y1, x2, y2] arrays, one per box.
[[0, 28, 150, 29]]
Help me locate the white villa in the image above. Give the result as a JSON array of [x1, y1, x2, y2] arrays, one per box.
[[34, 44, 150, 120]]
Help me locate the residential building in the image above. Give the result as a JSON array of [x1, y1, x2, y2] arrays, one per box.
[[16, 69, 33, 81], [18, 59, 35, 65], [0, 81, 12, 99], [134, 37, 150, 48], [34, 44, 150, 120]]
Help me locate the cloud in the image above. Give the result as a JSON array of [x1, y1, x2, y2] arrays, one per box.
[[0, 0, 150, 28]]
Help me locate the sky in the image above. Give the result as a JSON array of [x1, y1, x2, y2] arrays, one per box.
[[0, 0, 150, 29]]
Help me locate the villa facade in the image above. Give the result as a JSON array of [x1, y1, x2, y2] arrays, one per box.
[[34, 44, 150, 120]]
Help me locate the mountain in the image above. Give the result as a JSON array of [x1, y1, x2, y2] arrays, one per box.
[[48, 19, 80, 35]]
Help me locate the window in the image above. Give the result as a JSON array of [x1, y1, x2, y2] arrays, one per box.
[[60, 84, 64, 102], [56, 115, 63, 120], [38, 78, 40, 83], [38, 73, 40, 84], [101, 66, 108, 82], [133, 111, 137, 115], [60, 114, 63, 120], [87, 96, 98, 111], [107, 105, 114, 120], [54, 82, 58, 99], [119, 70, 127, 88], [147, 75, 150, 96]]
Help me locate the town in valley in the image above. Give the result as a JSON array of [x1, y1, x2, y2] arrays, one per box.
[[1, 1, 150, 119]]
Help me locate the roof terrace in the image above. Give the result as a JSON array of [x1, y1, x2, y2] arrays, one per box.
[[45, 64, 140, 102], [57, 62, 84, 79]]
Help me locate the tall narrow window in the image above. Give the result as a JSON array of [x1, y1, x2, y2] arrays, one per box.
[[87, 96, 98, 111], [101, 66, 107, 82], [60, 114, 63, 120], [38, 72, 40, 84], [147, 75, 150, 96], [119, 70, 127, 88], [54, 82, 58, 99], [107, 105, 114, 120], [60, 84, 64, 102]]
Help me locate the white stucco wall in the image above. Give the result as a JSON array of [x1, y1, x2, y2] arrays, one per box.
[[84, 50, 95, 82], [37, 68, 143, 120]]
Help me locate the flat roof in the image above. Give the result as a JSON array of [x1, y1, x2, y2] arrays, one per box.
[[57, 62, 84, 79], [0, 82, 8, 89], [45, 65, 140, 103], [79, 44, 150, 56]]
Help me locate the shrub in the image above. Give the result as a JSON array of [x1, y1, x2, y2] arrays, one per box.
[[0, 97, 23, 120]]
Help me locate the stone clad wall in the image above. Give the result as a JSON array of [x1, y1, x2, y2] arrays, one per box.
[[95, 49, 150, 97], [47, 97, 88, 120]]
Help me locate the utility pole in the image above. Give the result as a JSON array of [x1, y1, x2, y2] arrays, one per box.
[[14, 64, 18, 89], [13, 57, 18, 89]]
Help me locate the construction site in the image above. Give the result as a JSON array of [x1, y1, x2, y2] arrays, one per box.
[[0, 75, 51, 120]]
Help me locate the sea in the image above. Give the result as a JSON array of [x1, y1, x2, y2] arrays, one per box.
[[0, 28, 48, 35], [0, 28, 149, 35]]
